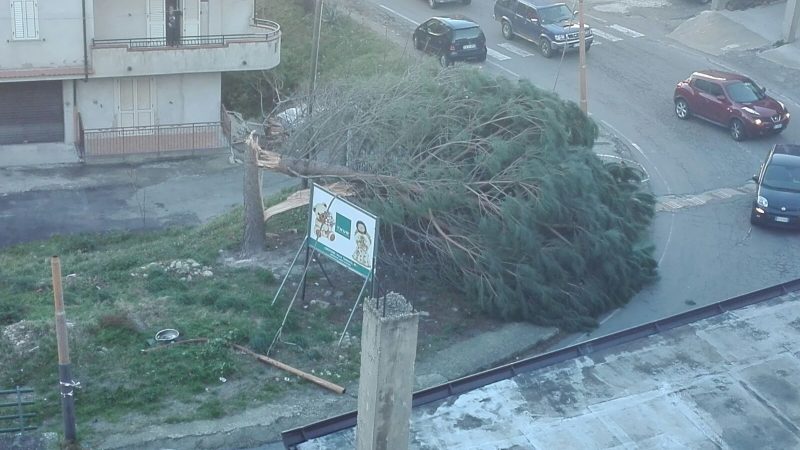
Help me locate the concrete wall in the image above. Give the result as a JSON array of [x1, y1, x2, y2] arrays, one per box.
[[90, 39, 280, 78], [63, 80, 77, 143], [93, 0, 254, 40], [208, 0, 254, 35], [75, 72, 220, 129], [94, 0, 145, 40], [0, 0, 90, 72]]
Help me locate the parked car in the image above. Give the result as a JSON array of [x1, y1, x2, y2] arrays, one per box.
[[413, 17, 487, 67], [493, 0, 592, 58], [751, 144, 800, 227], [674, 70, 791, 141], [427, 0, 471, 8]]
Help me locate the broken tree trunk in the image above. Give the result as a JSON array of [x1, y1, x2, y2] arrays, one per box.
[[242, 131, 268, 256]]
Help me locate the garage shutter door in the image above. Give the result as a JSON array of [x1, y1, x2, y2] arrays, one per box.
[[0, 81, 64, 145]]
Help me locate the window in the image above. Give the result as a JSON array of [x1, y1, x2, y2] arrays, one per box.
[[428, 20, 447, 36], [516, 4, 535, 19], [726, 81, 765, 103], [453, 27, 482, 40], [692, 79, 712, 94], [706, 83, 724, 97], [11, 0, 38, 40]]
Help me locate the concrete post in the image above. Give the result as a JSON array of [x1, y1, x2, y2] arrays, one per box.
[[356, 292, 419, 450], [784, 0, 800, 43]]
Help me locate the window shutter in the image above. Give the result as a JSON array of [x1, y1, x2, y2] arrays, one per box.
[[11, 0, 38, 40]]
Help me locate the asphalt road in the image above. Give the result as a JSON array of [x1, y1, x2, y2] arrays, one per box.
[[365, 0, 800, 346], [0, 154, 298, 248]]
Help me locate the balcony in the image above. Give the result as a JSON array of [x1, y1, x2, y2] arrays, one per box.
[[90, 21, 280, 78]]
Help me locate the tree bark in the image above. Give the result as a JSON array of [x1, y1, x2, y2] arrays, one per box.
[[242, 131, 268, 256]]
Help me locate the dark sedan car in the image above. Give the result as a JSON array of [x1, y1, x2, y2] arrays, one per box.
[[413, 17, 487, 67], [674, 70, 790, 141], [751, 144, 800, 227]]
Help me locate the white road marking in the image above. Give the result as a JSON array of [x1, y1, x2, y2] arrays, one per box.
[[378, 4, 418, 26], [656, 185, 754, 212], [497, 42, 534, 57], [592, 29, 622, 42], [608, 24, 644, 38], [487, 47, 512, 61], [586, 14, 607, 23]]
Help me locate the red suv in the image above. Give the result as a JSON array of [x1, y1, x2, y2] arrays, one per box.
[[673, 70, 790, 141]]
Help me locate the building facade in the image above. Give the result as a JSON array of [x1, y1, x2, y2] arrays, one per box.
[[0, 0, 280, 159]]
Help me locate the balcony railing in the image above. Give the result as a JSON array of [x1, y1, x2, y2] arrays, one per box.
[[82, 122, 226, 159], [92, 32, 279, 50]]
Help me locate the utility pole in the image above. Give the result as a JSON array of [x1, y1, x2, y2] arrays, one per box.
[[304, 0, 324, 189], [578, 0, 588, 114]]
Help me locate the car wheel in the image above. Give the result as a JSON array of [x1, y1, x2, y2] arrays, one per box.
[[540, 39, 553, 58], [429, 0, 438, 8], [730, 118, 746, 141], [501, 21, 513, 40], [413, 35, 422, 50], [585, 43, 591, 52], [440, 54, 451, 67], [477, 51, 487, 63], [674, 98, 690, 120]]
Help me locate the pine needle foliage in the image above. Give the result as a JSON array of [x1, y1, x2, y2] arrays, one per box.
[[279, 67, 657, 331]]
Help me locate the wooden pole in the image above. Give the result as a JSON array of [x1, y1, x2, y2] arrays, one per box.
[[51, 256, 77, 443], [141, 340, 344, 394], [232, 344, 345, 394]]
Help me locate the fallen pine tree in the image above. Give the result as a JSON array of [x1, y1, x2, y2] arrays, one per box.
[[258, 67, 657, 331]]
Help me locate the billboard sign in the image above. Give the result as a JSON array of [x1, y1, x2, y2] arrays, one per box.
[[308, 184, 377, 279]]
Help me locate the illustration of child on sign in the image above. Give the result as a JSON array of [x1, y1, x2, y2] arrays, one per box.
[[352, 220, 372, 268]]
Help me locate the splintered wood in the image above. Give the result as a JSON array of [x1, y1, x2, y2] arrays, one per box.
[[263, 182, 354, 223]]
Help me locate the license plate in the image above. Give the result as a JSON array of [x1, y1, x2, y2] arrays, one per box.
[[774, 123, 783, 129], [775, 216, 789, 223], [463, 44, 476, 49], [570, 43, 578, 48]]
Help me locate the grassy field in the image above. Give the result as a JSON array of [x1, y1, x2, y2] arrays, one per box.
[[0, 0, 440, 439], [0, 188, 362, 429]]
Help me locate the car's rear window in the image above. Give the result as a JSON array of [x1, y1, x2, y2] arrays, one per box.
[[453, 27, 482, 40]]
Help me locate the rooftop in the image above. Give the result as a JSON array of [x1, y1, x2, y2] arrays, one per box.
[[288, 281, 800, 449]]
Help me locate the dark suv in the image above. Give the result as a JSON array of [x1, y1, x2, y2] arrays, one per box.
[[674, 70, 791, 141], [493, 0, 592, 58], [751, 144, 800, 227], [413, 17, 487, 66]]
